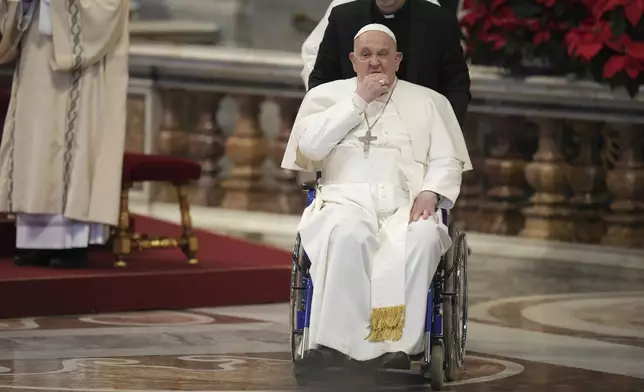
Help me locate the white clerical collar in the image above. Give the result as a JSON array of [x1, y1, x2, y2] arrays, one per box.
[[384, 14, 395, 19]]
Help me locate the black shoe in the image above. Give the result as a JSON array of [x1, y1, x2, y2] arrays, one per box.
[[380, 351, 411, 370], [49, 248, 89, 269], [301, 346, 343, 368], [13, 250, 60, 266]]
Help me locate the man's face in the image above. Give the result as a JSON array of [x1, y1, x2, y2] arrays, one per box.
[[350, 31, 402, 82], [374, 0, 406, 14]]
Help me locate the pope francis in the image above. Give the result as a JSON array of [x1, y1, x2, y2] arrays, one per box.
[[281, 23, 471, 369]]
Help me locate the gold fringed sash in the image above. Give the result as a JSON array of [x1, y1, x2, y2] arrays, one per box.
[[366, 305, 405, 342]]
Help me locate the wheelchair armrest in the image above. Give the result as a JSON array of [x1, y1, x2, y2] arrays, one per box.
[[301, 181, 317, 191]]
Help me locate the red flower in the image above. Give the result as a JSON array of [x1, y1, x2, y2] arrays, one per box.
[[461, 7, 487, 28], [566, 20, 606, 60], [534, 31, 552, 45], [623, 1, 643, 25], [604, 54, 644, 78], [461, 0, 644, 94], [488, 5, 521, 29], [566, 19, 630, 60], [524, 18, 541, 31], [628, 42, 644, 60], [460, 0, 490, 28], [479, 32, 508, 49], [594, 0, 644, 25], [568, 17, 644, 80]]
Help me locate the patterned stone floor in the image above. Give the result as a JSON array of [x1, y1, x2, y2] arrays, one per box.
[[0, 254, 643, 391]]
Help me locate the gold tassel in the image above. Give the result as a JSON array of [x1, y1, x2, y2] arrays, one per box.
[[366, 305, 405, 342]]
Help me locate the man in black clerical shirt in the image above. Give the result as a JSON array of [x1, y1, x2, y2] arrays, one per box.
[[308, 0, 470, 125], [370, 0, 411, 79]]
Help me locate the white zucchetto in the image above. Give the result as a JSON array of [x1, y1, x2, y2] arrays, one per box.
[[354, 23, 397, 43]]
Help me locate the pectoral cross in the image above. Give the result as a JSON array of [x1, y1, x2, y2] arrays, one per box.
[[358, 130, 378, 157]]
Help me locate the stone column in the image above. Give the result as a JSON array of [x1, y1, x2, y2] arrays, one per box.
[[267, 97, 305, 214], [157, 89, 189, 157], [521, 118, 574, 241], [479, 115, 526, 235], [452, 114, 483, 231], [602, 125, 644, 248], [156, 89, 190, 202], [187, 93, 225, 206], [221, 95, 269, 211], [568, 121, 607, 243]]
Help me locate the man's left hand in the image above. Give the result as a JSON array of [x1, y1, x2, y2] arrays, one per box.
[[410, 191, 439, 222]]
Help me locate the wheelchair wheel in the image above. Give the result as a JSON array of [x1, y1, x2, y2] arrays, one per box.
[[429, 343, 445, 391], [290, 235, 306, 362], [293, 364, 310, 387], [290, 264, 302, 361], [443, 223, 469, 382]]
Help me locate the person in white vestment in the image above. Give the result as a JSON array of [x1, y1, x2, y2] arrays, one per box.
[[0, 0, 129, 268], [282, 24, 471, 369]]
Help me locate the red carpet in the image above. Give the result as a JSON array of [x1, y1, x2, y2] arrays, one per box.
[[0, 215, 291, 319]]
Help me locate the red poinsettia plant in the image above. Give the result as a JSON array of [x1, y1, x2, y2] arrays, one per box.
[[461, 0, 644, 97], [566, 0, 644, 96], [461, 0, 589, 74]]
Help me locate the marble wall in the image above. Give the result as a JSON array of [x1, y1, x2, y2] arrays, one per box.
[[132, 0, 329, 51], [243, 0, 330, 51], [132, 0, 463, 51]]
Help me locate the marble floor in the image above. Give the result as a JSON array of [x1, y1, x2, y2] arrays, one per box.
[[1, 254, 643, 391]]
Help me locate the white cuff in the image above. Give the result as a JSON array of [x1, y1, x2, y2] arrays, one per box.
[[351, 93, 368, 113], [38, 0, 52, 36]]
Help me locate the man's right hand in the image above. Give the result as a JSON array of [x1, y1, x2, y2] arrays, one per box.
[[356, 73, 391, 103]]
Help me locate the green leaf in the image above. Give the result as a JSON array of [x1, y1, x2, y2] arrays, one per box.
[[588, 59, 604, 82], [511, 3, 543, 18], [553, 2, 567, 18], [505, 37, 525, 57], [608, 74, 621, 89], [610, 10, 627, 36], [624, 77, 640, 98]]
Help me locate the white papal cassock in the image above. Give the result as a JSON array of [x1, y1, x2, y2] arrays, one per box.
[[281, 78, 471, 361]]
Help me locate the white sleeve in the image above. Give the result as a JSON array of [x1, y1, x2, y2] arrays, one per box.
[[38, 0, 51, 35], [300, 0, 353, 89], [421, 157, 463, 210], [298, 93, 367, 161]]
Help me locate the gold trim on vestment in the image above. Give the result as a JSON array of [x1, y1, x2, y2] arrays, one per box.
[[366, 305, 405, 342]]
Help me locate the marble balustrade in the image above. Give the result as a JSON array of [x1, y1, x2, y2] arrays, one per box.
[[124, 43, 644, 248], [3, 43, 643, 248]]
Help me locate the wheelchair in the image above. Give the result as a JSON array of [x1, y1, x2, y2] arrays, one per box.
[[289, 174, 469, 390]]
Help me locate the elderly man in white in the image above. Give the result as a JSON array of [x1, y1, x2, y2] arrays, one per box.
[[282, 24, 471, 369]]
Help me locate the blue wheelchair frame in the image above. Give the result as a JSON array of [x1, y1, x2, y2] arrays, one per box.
[[290, 173, 468, 390]]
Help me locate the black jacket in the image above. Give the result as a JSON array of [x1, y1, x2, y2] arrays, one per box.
[[308, 0, 471, 125]]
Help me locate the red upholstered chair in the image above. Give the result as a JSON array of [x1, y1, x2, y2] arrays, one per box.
[[114, 152, 202, 267]]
